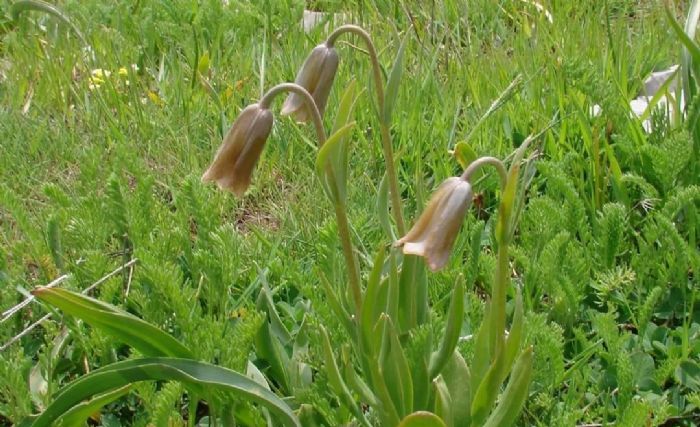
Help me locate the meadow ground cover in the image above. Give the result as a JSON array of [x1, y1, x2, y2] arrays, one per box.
[[0, 0, 699, 426]]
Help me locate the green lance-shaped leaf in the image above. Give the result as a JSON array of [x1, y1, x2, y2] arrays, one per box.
[[432, 376, 453, 427], [397, 411, 448, 427], [255, 319, 291, 394], [377, 172, 396, 240], [30, 358, 300, 427], [329, 80, 360, 202], [482, 347, 533, 427], [320, 274, 354, 336], [361, 245, 387, 351], [470, 348, 506, 425], [320, 327, 371, 427], [378, 314, 414, 417], [665, 3, 700, 101], [398, 253, 428, 334], [471, 290, 524, 427], [57, 385, 133, 427], [429, 281, 465, 379], [343, 354, 379, 407], [411, 344, 431, 412], [315, 122, 356, 202], [31, 287, 193, 359], [383, 33, 409, 123], [470, 302, 493, 395], [256, 278, 293, 345], [442, 351, 471, 427], [502, 287, 524, 375]]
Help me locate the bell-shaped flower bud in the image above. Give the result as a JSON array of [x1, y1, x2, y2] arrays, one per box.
[[202, 103, 273, 196], [395, 177, 474, 271], [281, 42, 339, 122]]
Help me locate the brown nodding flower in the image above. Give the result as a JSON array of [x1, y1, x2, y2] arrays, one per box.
[[201, 103, 273, 196], [395, 177, 474, 272], [281, 42, 339, 122]]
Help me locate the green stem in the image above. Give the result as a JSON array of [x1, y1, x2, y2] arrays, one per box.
[[260, 83, 362, 313], [327, 25, 406, 235], [461, 156, 509, 356]]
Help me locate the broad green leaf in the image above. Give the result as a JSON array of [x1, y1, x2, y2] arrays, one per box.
[[397, 412, 448, 427], [383, 33, 409, 122], [58, 385, 132, 427], [255, 319, 291, 394], [314, 122, 356, 201], [429, 281, 465, 379], [482, 347, 533, 427], [442, 351, 471, 427], [378, 315, 413, 417], [32, 287, 193, 359], [31, 358, 300, 427], [432, 376, 453, 427], [675, 359, 700, 391], [398, 254, 425, 333]]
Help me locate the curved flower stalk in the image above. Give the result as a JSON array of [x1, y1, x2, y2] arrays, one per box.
[[283, 24, 407, 235]]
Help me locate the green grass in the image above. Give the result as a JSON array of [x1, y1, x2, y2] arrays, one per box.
[[1, 0, 699, 426]]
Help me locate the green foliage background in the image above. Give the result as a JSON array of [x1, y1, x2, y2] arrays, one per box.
[[0, 0, 698, 425]]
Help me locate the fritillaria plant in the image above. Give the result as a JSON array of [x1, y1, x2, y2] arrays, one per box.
[[202, 25, 535, 427]]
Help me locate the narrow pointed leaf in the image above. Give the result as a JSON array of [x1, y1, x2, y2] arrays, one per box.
[[383, 33, 409, 122], [429, 281, 465, 379], [482, 347, 533, 427], [320, 327, 371, 426], [361, 245, 387, 350], [314, 122, 356, 200], [502, 288, 524, 374], [377, 172, 396, 239]]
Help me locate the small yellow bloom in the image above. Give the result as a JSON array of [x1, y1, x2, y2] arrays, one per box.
[[281, 42, 339, 122], [396, 177, 474, 271], [202, 103, 274, 196]]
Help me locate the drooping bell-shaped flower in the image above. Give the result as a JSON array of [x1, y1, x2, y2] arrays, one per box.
[[202, 103, 273, 196], [281, 42, 339, 122], [395, 177, 474, 271]]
